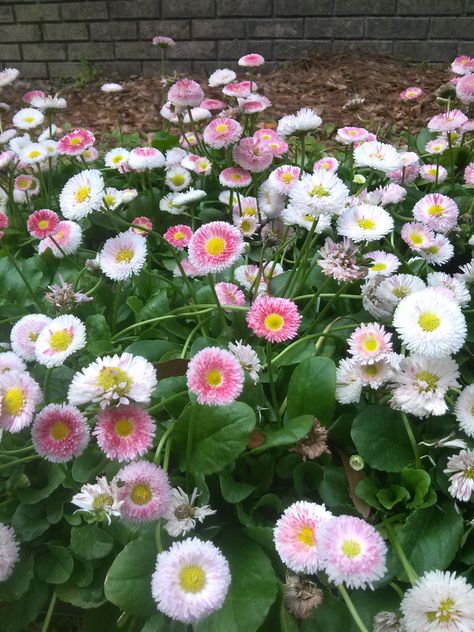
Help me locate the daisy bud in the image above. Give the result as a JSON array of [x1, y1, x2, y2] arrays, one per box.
[[350, 454, 365, 471], [353, 173, 366, 184], [283, 573, 323, 620]]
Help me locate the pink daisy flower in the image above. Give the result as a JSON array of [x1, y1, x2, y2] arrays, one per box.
[[187, 347, 245, 406], [399, 86, 423, 101], [130, 216, 153, 236], [451, 55, 474, 75], [222, 81, 253, 98], [401, 222, 435, 252], [214, 282, 246, 311], [456, 72, 474, 105], [203, 117, 242, 149], [93, 404, 155, 462], [32, 403, 89, 463], [419, 164, 448, 183], [164, 224, 193, 250], [246, 295, 301, 343], [238, 53, 265, 67], [336, 126, 370, 143], [23, 89, 45, 104], [57, 128, 95, 156], [219, 166, 251, 188], [128, 146, 165, 171], [413, 193, 459, 233], [173, 257, 202, 278], [38, 220, 82, 258], [365, 250, 400, 277], [268, 165, 301, 194], [233, 137, 273, 173], [465, 162, 474, 185], [319, 515, 387, 589], [428, 109, 468, 132], [313, 156, 339, 172], [152, 35, 175, 48], [0, 150, 15, 170], [348, 322, 392, 364], [425, 138, 448, 154], [273, 501, 333, 574], [254, 128, 288, 156], [0, 370, 42, 433], [0, 211, 8, 239], [115, 460, 171, 523], [168, 79, 204, 108], [239, 95, 271, 114], [387, 163, 418, 185], [27, 209, 59, 239], [188, 221, 243, 274], [10, 313, 51, 362], [200, 98, 226, 111], [179, 131, 200, 148], [14, 174, 34, 191]]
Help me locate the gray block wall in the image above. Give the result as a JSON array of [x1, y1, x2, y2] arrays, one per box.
[[1, 0, 473, 79]]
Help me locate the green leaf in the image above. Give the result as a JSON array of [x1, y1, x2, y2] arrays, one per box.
[[351, 406, 414, 472], [355, 478, 383, 510], [151, 131, 179, 152], [0, 553, 34, 601], [377, 484, 410, 510], [139, 289, 169, 321], [72, 450, 107, 483], [1, 578, 48, 632], [250, 415, 314, 454], [11, 503, 50, 541], [16, 462, 65, 504], [71, 525, 114, 560], [194, 534, 278, 632], [36, 544, 74, 584], [104, 537, 157, 617], [173, 403, 256, 474], [125, 340, 180, 362], [390, 501, 464, 580], [401, 467, 436, 508], [86, 314, 114, 355], [219, 468, 256, 503], [302, 592, 350, 630], [286, 357, 336, 424]]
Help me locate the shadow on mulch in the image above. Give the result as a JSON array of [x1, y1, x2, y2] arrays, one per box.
[[3, 50, 450, 140]]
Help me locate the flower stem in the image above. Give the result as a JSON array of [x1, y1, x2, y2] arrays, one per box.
[[384, 522, 418, 587], [337, 585, 369, 632], [0, 454, 40, 472], [153, 424, 174, 465], [400, 412, 422, 468], [41, 590, 57, 632], [266, 342, 281, 426], [111, 281, 123, 334], [43, 367, 53, 403]]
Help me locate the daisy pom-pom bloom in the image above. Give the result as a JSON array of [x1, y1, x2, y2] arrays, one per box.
[[93, 404, 155, 462], [247, 296, 301, 343], [412, 193, 459, 234], [455, 385, 474, 438], [32, 403, 89, 463], [203, 117, 242, 149], [114, 460, 171, 523], [186, 347, 245, 406], [57, 128, 95, 156], [273, 501, 332, 574], [0, 523, 19, 582], [393, 288, 467, 358], [318, 515, 387, 589], [128, 146, 165, 171], [0, 352, 26, 375], [214, 282, 246, 311], [35, 314, 86, 368], [337, 204, 394, 243], [99, 231, 147, 281], [188, 221, 243, 274], [0, 370, 42, 433], [348, 322, 392, 365], [168, 78, 204, 108], [151, 537, 231, 624], [59, 169, 104, 220], [238, 53, 265, 67], [26, 209, 59, 239], [163, 224, 193, 250], [10, 313, 51, 361], [38, 220, 83, 259], [401, 570, 474, 632]]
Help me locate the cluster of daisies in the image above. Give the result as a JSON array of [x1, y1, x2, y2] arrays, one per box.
[[0, 45, 473, 631]]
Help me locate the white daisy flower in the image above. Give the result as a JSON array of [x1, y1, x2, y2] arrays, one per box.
[[17, 142, 48, 164], [9, 132, 31, 153], [375, 274, 426, 313], [455, 385, 474, 438], [68, 352, 157, 408], [59, 169, 105, 220], [337, 204, 394, 242], [0, 129, 17, 145], [165, 166, 192, 192], [35, 314, 86, 368], [10, 314, 51, 362], [365, 250, 400, 277], [0, 352, 26, 374], [104, 147, 130, 171], [208, 68, 236, 87], [258, 179, 286, 220], [159, 191, 185, 214], [288, 170, 349, 218], [228, 340, 261, 384], [336, 358, 363, 404], [163, 487, 216, 537], [445, 450, 474, 502], [0, 524, 19, 581], [183, 107, 211, 124], [393, 288, 467, 358], [30, 94, 67, 111], [102, 187, 123, 210], [71, 476, 122, 524], [12, 108, 44, 130], [173, 188, 206, 206], [0, 68, 19, 88], [0, 370, 42, 432], [101, 83, 122, 93], [356, 354, 400, 389], [40, 139, 58, 157], [354, 141, 401, 172], [401, 570, 474, 631], [281, 205, 332, 232], [420, 234, 454, 266], [277, 107, 322, 138], [389, 355, 460, 418], [38, 124, 57, 142], [165, 147, 188, 167], [426, 272, 471, 307], [99, 231, 147, 281]]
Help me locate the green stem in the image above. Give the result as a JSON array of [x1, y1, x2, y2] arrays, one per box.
[[186, 410, 195, 491], [207, 273, 226, 331], [0, 454, 40, 472], [41, 590, 57, 632], [113, 307, 215, 340], [43, 367, 53, 403], [384, 522, 418, 587], [153, 424, 174, 465], [3, 245, 42, 310], [111, 281, 123, 334], [400, 412, 422, 468], [148, 390, 188, 414], [337, 585, 369, 632], [155, 521, 163, 553], [266, 342, 281, 426]]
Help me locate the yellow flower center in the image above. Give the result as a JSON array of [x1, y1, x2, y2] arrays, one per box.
[[206, 369, 222, 387], [281, 173, 294, 184], [363, 364, 379, 377], [427, 204, 444, 216], [357, 218, 376, 230], [50, 420, 70, 441], [3, 387, 25, 416], [179, 565, 206, 593], [296, 526, 315, 547], [171, 174, 185, 185], [103, 194, 116, 207], [115, 248, 134, 264], [114, 418, 134, 437], [92, 493, 113, 510], [415, 370, 438, 392], [426, 598, 456, 624], [130, 483, 152, 505], [38, 219, 49, 229], [112, 155, 124, 164], [49, 329, 73, 352], [425, 245, 439, 254], [426, 168, 436, 176], [215, 123, 228, 133], [231, 173, 242, 180], [410, 232, 423, 245], [371, 262, 387, 271], [27, 149, 41, 159], [241, 220, 252, 232], [264, 313, 284, 331], [341, 539, 361, 558], [75, 185, 91, 203], [464, 466, 474, 480], [29, 331, 39, 342], [418, 312, 440, 332], [204, 236, 225, 256], [243, 207, 256, 216], [363, 337, 378, 352], [70, 137, 82, 145], [173, 231, 185, 240], [96, 367, 131, 394], [23, 116, 34, 123], [309, 185, 329, 198], [392, 287, 409, 299]]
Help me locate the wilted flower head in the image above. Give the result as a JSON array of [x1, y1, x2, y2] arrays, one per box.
[[45, 276, 92, 312], [283, 573, 323, 620]]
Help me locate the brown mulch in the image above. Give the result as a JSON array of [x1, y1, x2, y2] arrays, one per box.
[[3, 50, 450, 140]]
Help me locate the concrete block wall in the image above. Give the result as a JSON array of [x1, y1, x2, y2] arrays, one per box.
[[1, 0, 473, 79]]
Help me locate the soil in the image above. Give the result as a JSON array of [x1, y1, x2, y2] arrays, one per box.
[[2, 50, 450, 140]]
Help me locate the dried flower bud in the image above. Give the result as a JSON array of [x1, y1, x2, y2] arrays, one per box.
[[291, 418, 330, 461], [283, 573, 323, 620], [373, 611, 402, 632]]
